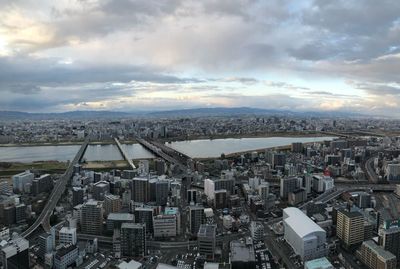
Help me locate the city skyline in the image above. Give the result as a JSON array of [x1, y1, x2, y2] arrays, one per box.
[[0, 0, 399, 116]]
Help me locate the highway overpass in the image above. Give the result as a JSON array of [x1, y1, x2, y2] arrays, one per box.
[[21, 135, 91, 238]]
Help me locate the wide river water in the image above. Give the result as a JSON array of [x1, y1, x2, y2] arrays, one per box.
[[0, 136, 335, 162]]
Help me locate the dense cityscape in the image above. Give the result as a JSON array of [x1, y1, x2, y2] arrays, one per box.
[[1, 113, 400, 269], [1, 0, 400, 268]]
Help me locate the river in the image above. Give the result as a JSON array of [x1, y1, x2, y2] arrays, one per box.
[[0, 136, 335, 162]]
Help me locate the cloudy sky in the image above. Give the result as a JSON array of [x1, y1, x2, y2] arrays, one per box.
[[0, 0, 399, 115]]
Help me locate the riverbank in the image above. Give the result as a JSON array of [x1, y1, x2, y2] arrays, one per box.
[[0, 139, 139, 147], [161, 131, 327, 143], [0, 161, 67, 176]]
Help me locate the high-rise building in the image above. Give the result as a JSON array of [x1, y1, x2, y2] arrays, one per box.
[[280, 177, 298, 199], [134, 207, 154, 234], [155, 180, 169, 206], [189, 205, 205, 235], [214, 190, 228, 209], [31, 174, 53, 195], [257, 183, 269, 203], [12, 171, 34, 193], [198, 224, 216, 260], [92, 181, 110, 201], [106, 213, 135, 232], [38, 233, 54, 260], [104, 194, 122, 216], [155, 159, 166, 176], [131, 177, 149, 203], [291, 142, 303, 153], [357, 240, 396, 269], [0, 237, 29, 269], [59, 227, 77, 246], [336, 210, 364, 249], [72, 187, 84, 206], [379, 225, 400, 261], [288, 188, 307, 206], [15, 203, 26, 224], [121, 223, 146, 258], [3, 205, 15, 225], [272, 153, 286, 168], [81, 200, 103, 235], [250, 221, 264, 242]]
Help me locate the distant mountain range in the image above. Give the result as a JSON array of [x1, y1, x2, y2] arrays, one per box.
[[0, 107, 364, 120]]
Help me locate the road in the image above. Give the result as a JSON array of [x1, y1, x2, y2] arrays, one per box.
[[21, 135, 91, 238], [365, 156, 379, 183]]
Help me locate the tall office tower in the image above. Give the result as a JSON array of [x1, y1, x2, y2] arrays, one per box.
[[0, 237, 29, 269], [214, 178, 235, 195], [3, 205, 15, 226], [134, 207, 154, 234], [357, 240, 397, 269], [280, 177, 298, 199], [197, 224, 216, 260], [31, 174, 53, 195], [121, 223, 146, 258], [81, 200, 103, 235], [59, 227, 77, 246], [204, 178, 215, 201], [155, 159, 166, 176], [155, 180, 169, 206], [291, 142, 303, 153], [304, 173, 313, 194], [337, 210, 364, 249], [257, 183, 270, 204], [72, 187, 84, 206], [15, 203, 26, 223], [214, 190, 228, 209], [131, 177, 149, 203], [379, 225, 400, 261], [272, 153, 286, 168], [38, 233, 54, 260], [12, 170, 34, 193], [189, 205, 205, 235], [92, 181, 110, 201], [104, 194, 122, 216], [149, 178, 157, 202]]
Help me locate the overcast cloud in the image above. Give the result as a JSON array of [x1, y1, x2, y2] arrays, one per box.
[[0, 0, 399, 115]]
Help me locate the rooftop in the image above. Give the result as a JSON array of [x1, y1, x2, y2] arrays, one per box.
[[108, 213, 135, 221], [198, 224, 216, 237], [283, 207, 325, 239], [304, 257, 333, 269], [230, 240, 256, 262], [363, 240, 396, 261]]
